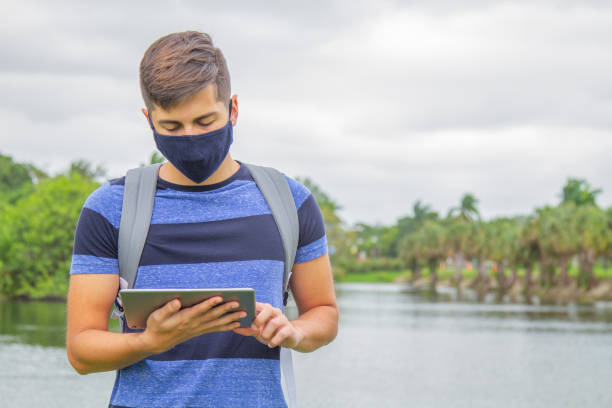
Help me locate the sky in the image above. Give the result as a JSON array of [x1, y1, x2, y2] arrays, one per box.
[[1, 0, 612, 226]]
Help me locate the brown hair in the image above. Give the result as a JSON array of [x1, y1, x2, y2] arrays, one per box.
[[139, 31, 231, 111]]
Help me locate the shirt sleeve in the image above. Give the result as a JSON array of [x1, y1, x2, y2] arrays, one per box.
[[284, 176, 329, 264], [69, 182, 120, 275]]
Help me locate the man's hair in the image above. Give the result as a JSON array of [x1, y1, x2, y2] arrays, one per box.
[[139, 30, 231, 111]]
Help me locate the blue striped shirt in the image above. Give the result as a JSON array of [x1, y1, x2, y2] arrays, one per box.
[[69, 159, 328, 407]]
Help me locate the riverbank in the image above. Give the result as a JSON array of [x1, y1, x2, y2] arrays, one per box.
[[337, 268, 612, 305], [397, 275, 612, 305]]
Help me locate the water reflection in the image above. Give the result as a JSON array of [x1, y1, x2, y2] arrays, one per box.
[[0, 301, 120, 348], [0, 301, 66, 347]]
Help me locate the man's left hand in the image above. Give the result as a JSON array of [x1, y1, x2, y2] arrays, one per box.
[[232, 302, 303, 349]]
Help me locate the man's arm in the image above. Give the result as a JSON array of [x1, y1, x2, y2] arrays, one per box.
[[66, 274, 246, 374], [288, 252, 338, 352], [233, 253, 338, 352]]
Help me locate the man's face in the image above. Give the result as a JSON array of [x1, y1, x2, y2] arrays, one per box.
[[143, 83, 236, 136]]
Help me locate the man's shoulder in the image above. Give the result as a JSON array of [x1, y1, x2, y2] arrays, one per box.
[[282, 173, 312, 210], [241, 162, 313, 210], [81, 178, 124, 228]]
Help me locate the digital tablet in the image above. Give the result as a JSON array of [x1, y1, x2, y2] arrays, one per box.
[[119, 288, 256, 330]]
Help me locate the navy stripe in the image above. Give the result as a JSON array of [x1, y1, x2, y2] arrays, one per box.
[[140, 214, 284, 265], [297, 194, 326, 248], [124, 322, 279, 361], [149, 332, 279, 361], [73, 207, 118, 258]]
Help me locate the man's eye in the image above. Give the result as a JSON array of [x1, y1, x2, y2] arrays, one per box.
[[198, 121, 214, 127]]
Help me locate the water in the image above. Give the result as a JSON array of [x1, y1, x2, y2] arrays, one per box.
[[1, 283, 612, 407]]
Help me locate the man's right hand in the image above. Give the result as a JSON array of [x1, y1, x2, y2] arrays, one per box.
[[137, 296, 246, 354]]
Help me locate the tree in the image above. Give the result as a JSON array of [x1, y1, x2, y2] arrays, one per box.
[[444, 217, 472, 286], [67, 159, 107, 181], [536, 204, 578, 286], [398, 220, 446, 289], [0, 173, 100, 298], [397, 201, 439, 236], [574, 205, 610, 289], [0, 153, 48, 204], [395, 200, 439, 260], [487, 218, 520, 292], [561, 178, 601, 207], [139, 151, 166, 167], [517, 215, 541, 290], [294, 176, 347, 277], [445, 194, 479, 286], [448, 193, 480, 222], [470, 220, 492, 287]]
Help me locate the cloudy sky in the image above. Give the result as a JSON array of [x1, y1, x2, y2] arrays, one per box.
[[1, 0, 611, 226]]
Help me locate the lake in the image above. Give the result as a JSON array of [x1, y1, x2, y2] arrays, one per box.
[[1, 282, 611, 407]]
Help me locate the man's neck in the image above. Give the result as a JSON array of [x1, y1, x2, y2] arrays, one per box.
[[158, 154, 240, 186]]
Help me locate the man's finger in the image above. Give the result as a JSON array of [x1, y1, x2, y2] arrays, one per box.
[[251, 306, 274, 330], [269, 325, 293, 348], [154, 298, 181, 321], [261, 316, 284, 340], [190, 296, 224, 316], [254, 302, 266, 313], [232, 327, 258, 336]]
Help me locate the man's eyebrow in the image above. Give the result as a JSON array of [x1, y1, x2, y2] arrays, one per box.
[[158, 112, 217, 125]]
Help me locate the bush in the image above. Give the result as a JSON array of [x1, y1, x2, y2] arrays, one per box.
[[0, 173, 99, 299]]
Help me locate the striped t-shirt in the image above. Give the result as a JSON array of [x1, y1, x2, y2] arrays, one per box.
[[69, 159, 328, 407]]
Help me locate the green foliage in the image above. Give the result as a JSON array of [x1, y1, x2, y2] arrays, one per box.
[[139, 151, 166, 167], [0, 153, 48, 204], [294, 175, 349, 265], [3, 146, 612, 296], [295, 176, 341, 213], [448, 193, 480, 222], [67, 159, 107, 181], [0, 173, 100, 299], [561, 178, 602, 207]]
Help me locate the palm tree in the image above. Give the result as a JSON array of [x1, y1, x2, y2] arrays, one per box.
[[470, 220, 492, 288], [518, 215, 541, 291], [574, 205, 610, 289], [418, 220, 447, 290], [561, 178, 602, 207], [398, 219, 446, 289], [487, 218, 520, 292], [444, 217, 472, 287], [448, 193, 480, 222], [537, 204, 578, 286]]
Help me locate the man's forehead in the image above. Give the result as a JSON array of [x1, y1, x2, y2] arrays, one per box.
[[151, 87, 225, 121]]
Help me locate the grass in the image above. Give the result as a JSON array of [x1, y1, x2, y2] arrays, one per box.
[[335, 270, 409, 283]]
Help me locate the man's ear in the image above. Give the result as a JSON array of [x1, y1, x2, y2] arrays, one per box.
[[230, 95, 238, 126], [141, 108, 149, 120]]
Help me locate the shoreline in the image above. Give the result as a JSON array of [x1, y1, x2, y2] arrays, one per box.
[[393, 275, 612, 306]]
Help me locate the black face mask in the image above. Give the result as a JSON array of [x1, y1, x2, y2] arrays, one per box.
[[148, 101, 233, 184]]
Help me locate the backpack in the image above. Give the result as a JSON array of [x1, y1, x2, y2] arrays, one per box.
[[111, 161, 299, 407]]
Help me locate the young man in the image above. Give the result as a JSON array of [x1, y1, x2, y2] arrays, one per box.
[[65, 31, 338, 407]]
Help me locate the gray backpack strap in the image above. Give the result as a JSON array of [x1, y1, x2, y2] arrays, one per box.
[[243, 163, 299, 305], [112, 163, 162, 321], [118, 163, 162, 288], [243, 162, 299, 408]]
